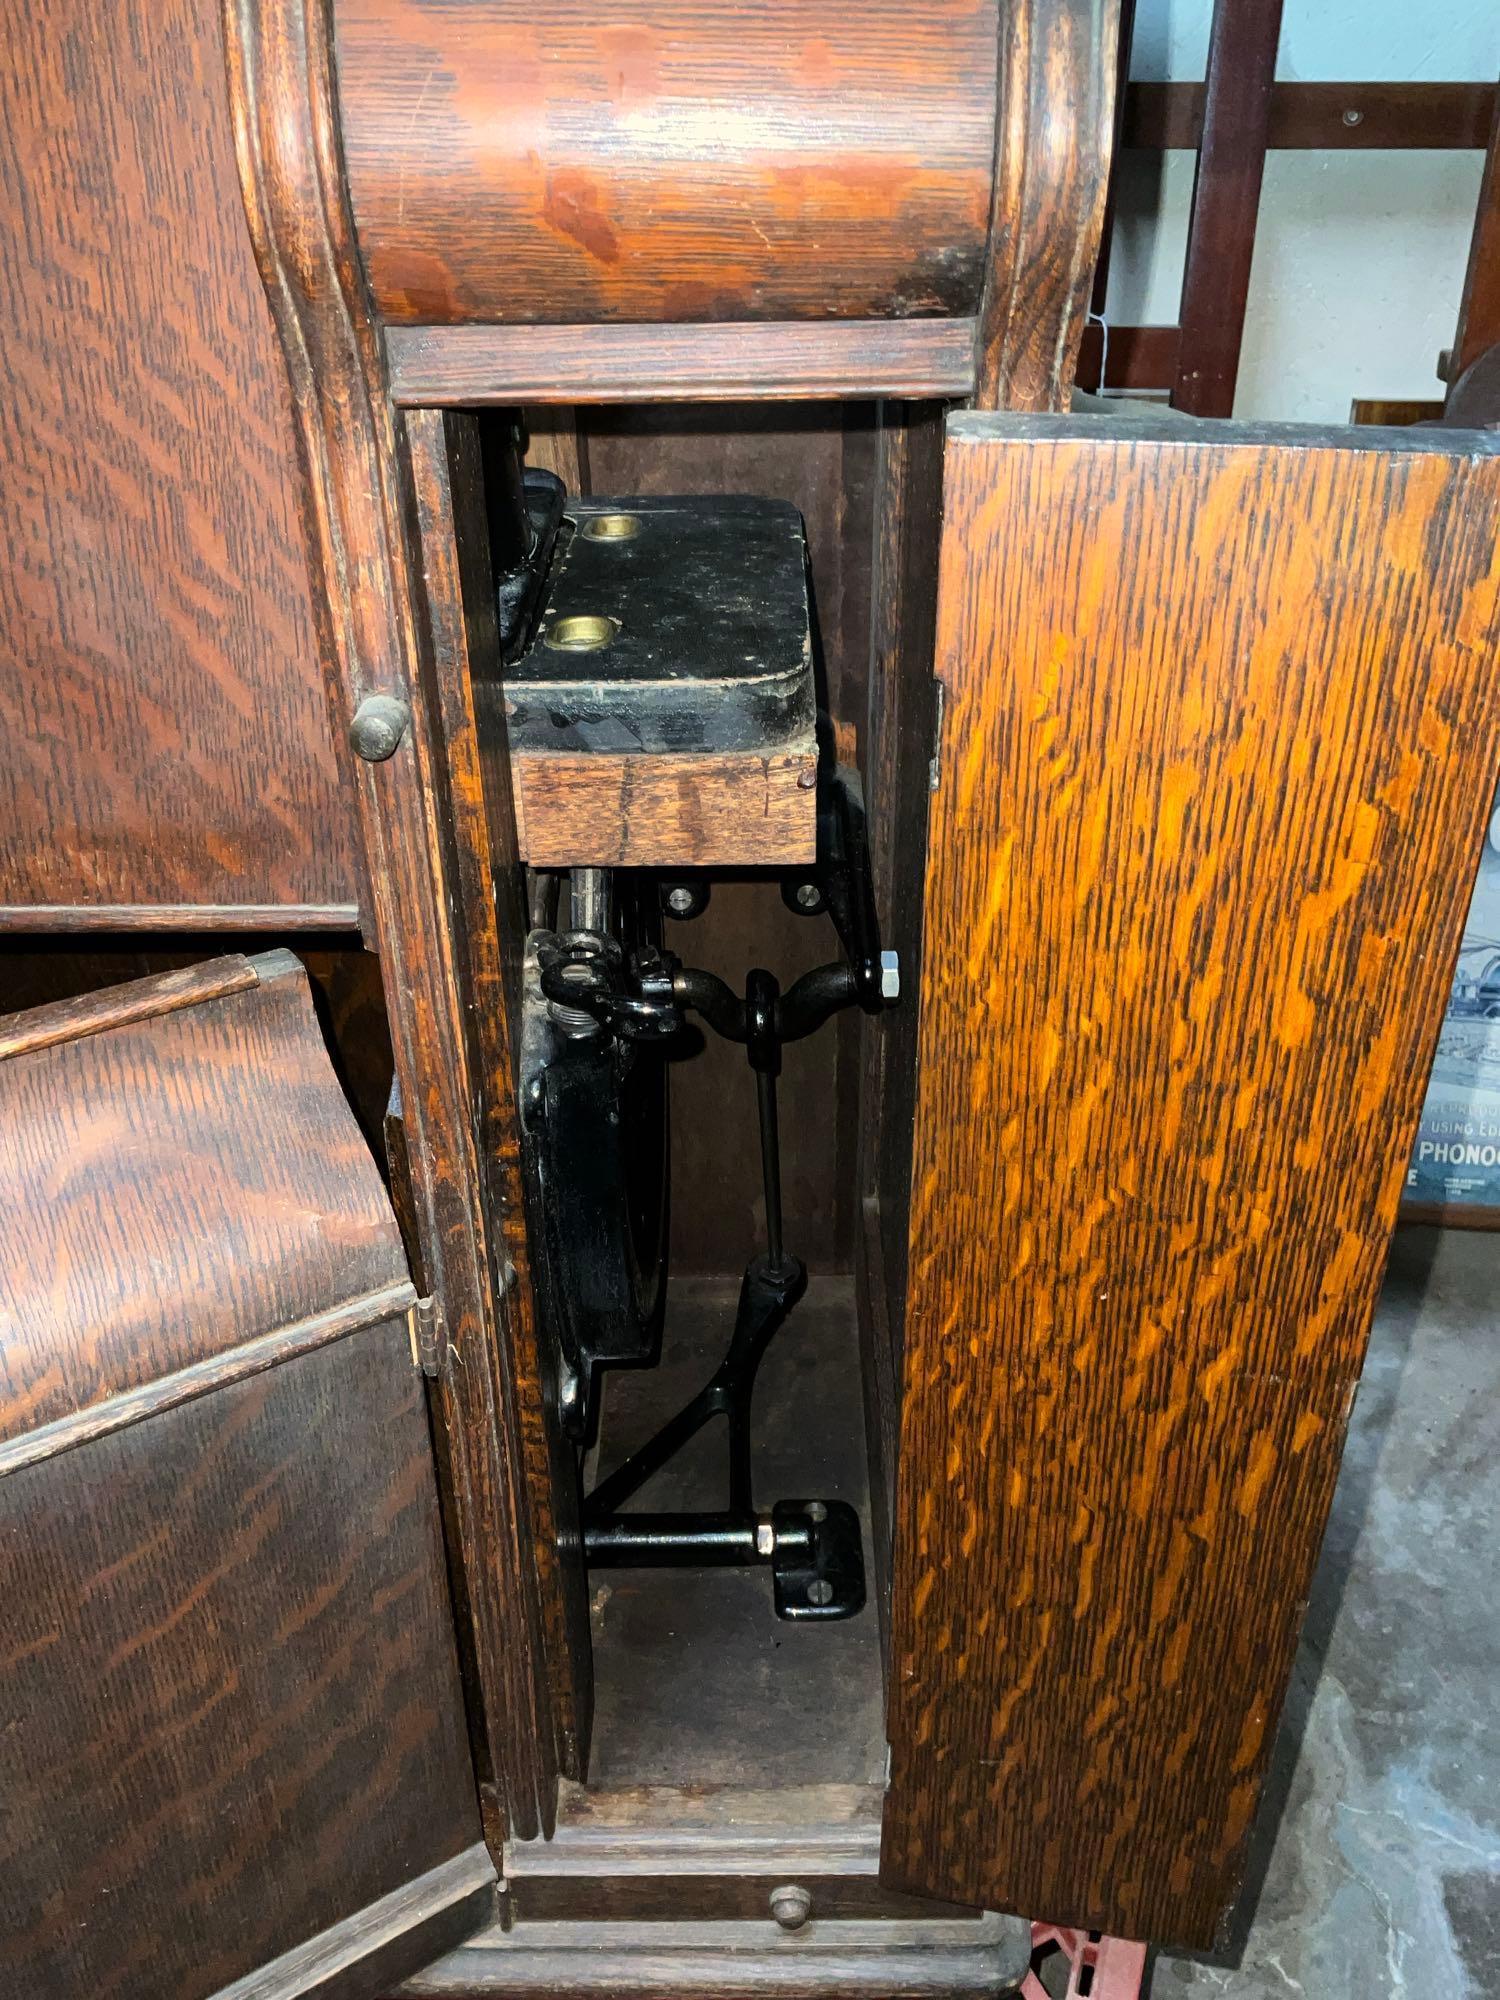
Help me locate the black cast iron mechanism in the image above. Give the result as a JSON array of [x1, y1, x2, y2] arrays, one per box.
[[521, 768, 896, 1624], [507, 479, 898, 1623]]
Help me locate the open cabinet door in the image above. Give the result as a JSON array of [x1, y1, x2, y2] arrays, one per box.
[[0, 952, 494, 1999], [881, 415, 1500, 1950]]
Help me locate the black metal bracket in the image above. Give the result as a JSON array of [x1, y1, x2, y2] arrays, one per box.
[[580, 1255, 864, 1620]]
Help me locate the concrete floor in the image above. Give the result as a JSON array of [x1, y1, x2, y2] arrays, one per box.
[[1152, 1225, 1500, 1998]]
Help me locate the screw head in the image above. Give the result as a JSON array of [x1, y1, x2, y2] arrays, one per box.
[[349, 693, 410, 763], [769, 1884, 813, 1932], [1342, 106, 1363, 127], [667, 885, 695, 917], [795, 882, 821, 911]]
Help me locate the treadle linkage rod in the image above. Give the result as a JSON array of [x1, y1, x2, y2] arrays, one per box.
[[544, 769, 892, 1622]]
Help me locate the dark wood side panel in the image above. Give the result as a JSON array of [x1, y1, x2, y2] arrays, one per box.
[[405, 410, 593, 1791], [0, 1326, 481, 2000], [0, 952, 486, 2000], [0, 0, 358, 918], [882, 417, 1500, 1948], [0, 952, 405, 1446], [334, 0, 996, 326], [853, 401, 946, 1649]]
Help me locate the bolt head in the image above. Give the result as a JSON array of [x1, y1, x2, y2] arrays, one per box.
[[769, 1885, 813, 1932], [667, 886, 695, 916], [349, 693, 410, 763], [880, 948, 901, 1002]]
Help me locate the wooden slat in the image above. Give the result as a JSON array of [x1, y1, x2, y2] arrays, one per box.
[[1075, 321, 1180, 392], [209, 1845, 495, 2000], [0, 1279, 417, 1479], [385, 320, 978, 406], [509, 749, 818, 869], [882, 415, 1500, 1949], [1452, 84, 1500, 386], [0, 953, 260, 1060], [1125, 80, 1497, 152], [0, 902, 363, 934], [1173, 0, 1284, 417]]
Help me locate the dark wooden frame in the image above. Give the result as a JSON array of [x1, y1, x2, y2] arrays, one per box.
[[222, 0, 580, 1844], [217, 0, 1120, 1863], [1077, 5, 1497, 402]]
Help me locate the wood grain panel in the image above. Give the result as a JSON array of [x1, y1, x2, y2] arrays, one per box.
[[0, 1326, 480, 2000], [853, 401, 946, 1647], [882, 416, 1500, 1948], [0, 951, 405, 1448], [386, 320, 979, 406], [0, 0, 358, 916], [334, 0, 996, 326], [509, 748, 818, 868]]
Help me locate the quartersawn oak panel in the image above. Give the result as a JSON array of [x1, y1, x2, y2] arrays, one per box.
[[883, 416, 1500, 1948], [0, 1327, 479, 2000], [0, 0, 358, 918], [0, 952, 403, 1448], [0, 950, 485, 1999], [333, 0, 996, 326]]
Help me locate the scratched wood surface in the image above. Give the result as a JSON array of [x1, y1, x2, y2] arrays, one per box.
[[333, 0, 997, 326], [0, 952, 404, 1448], [507, 748, 818, 868], [0, 955, 482, 2000], [0, 0, 358, 920], [882, 415, 1500, 1948], [0, 1331, 480, 2000]]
